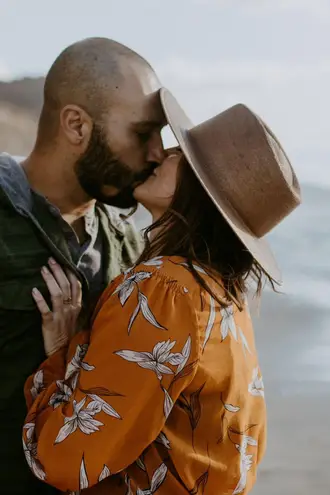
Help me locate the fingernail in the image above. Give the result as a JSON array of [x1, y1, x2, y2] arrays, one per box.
[[32, 288, 40, 296], [49, 257, 56, 265], [42, 266, 49, 274]]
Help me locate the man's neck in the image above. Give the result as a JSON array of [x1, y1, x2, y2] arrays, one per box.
[[21, 151, 95, 221]]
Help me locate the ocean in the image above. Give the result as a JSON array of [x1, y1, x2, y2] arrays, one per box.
[[240, 183, 330, 494], [268, 183, 330, 309]]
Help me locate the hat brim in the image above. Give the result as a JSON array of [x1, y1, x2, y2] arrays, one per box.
[[160, 88, 282, 284]]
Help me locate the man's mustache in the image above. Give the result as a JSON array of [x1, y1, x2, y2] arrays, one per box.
[[132, 162, 159, 186]]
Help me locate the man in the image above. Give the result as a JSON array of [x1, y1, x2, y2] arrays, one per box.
[[0, 37, 165, 494]]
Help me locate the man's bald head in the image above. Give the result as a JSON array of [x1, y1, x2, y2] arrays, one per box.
[[34, 37, 165, 208], [38, 37, 157, 139]]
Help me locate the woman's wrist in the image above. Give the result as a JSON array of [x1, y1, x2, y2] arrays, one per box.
[[45, 339, 70, 358]]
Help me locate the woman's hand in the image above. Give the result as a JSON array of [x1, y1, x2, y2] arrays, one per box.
[[32, 258, 82, 357]]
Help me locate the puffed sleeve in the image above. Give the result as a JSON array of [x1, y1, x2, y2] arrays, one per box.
[[23, 267, 200, 492]]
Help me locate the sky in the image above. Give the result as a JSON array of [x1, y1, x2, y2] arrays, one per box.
[[0, 0, 329, 186]]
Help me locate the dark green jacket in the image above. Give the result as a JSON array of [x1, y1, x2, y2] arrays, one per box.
[[0, 154, 143, 494]]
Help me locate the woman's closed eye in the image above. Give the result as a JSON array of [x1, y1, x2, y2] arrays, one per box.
[[166, 146, 181, 157]]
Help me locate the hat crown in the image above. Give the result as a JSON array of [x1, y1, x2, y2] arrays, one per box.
[[160, 88, 302, 282], [187, 105, 301, 238]]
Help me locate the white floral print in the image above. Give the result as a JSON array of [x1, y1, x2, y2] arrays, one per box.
[[221, 305, 251, 355], [156, 432, 171, 449], [98, 464, 111, 481], [248, 367, 265, 398], [233, 435, 258, 495], [136, 457, 147, 471], [132, 292, 167, 333], [243, 294, 251, 320], [23, 423, 46, 481], [85, 393, 121, 419], [143, 257, 163, 268], [65, 343, 95, 389], [203, 295, 216, 351], [136, 463, 168, 494], [224, 403, 240, 413], [162, 387, 174, 419], [115, 271, 152, 306], [116, 337, 191, 420], [30, 370, 44, 400], [54, 390, 121, 445], [55, 398, 104, 444], [176, 336, 192, 375], [125, 474, 133, 495], [238, 327, 251, 355], [115, 338, 189, 381], [114, 271, 167, 334], [220, 306, 238, 341], [179, 262, 208, 276], [116, 342, 173, 380], [49, 380, 72, 408], [79, 456, 89, 490]]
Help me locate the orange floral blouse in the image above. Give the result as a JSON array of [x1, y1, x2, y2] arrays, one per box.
[[23, 256, 266, 494]]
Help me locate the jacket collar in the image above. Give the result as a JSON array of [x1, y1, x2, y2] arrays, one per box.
[[0, 153, 33, 213]]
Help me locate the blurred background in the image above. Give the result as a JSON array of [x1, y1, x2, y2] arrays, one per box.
[[0, 0, 329, 493]]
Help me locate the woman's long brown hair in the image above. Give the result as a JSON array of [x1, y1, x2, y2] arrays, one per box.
[[136, 156, 277, 309]]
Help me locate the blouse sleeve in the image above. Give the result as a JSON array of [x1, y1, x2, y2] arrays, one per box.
[[23, 269, 199, 493]]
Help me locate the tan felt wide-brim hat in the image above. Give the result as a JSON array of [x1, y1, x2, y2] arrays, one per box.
[[160, 88, 302, 284]]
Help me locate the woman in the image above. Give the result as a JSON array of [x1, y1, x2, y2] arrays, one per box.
[[23, 90, 301, 494]]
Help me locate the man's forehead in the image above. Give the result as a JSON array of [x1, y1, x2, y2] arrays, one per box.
[[130, 90, 166, 127], [110, 77, 166, 128]]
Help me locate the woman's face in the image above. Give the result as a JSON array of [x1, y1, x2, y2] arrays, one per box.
[[134, 150, 182, 219]]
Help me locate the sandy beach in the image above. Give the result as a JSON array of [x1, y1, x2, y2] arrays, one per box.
[[251, 291, 330, 494]]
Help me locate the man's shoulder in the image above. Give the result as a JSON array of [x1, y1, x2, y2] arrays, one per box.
[[0, 153, 32, 213]]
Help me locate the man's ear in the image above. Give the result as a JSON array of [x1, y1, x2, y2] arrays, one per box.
[[60, 105, 92, 147]]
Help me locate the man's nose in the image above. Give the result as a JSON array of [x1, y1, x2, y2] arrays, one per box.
[[147, 132, 165, 164]]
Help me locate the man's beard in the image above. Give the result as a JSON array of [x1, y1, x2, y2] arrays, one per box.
[[75, 124, 156, 209]]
